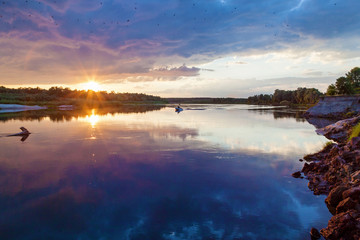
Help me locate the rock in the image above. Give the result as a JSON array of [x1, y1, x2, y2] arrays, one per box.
[[306, 117, 337, 129], [351, 170, 360, 182], [304, 153, 319, 162], [301, 101, 360, 238], [315, 116, 360, 143], [349, 137, 360, 150], [320, 210, 360, 240], [325, 185, 348, 215], [336, 197, 357, 214], [302, 162, 315, 174], [342, 151, 359, 163], [292, 171, 301, 178], [310, 227, 321, 240], [328, 145, 341, 158], [342, 187, 360, 200]]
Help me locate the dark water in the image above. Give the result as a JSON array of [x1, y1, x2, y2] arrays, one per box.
[[0, 105, 331, 240]]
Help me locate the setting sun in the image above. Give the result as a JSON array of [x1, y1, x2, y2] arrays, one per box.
[[84, 81, 100, 92]]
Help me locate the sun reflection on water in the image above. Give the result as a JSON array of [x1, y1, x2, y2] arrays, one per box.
[[86, 109, 99, 128]]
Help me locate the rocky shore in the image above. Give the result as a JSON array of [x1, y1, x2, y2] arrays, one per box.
[[296, 98, 360, 239]]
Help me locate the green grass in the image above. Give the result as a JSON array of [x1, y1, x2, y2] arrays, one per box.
[[348, 122, 360, 141], [323, 141, 334, 148]]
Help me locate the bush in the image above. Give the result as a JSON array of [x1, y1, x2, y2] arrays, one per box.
[[348, 122, 360, 141]]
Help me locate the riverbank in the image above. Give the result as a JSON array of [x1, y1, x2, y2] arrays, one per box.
[[304, 95, 360, 119], [295, 96, 360, 239], [0, 104, 47, 113]]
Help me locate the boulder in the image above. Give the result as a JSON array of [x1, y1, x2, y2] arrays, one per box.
[[310, 227, 321, 240], [348, 137, 360, 150], [325, 185, 348, 215], [302, 162, 313, 174], [292, 171, 301, 178], [316, 116, 360, 143], [351, 170, 360, 182], [303, 153, 319, 162], [342, 187, 360, 200], [320, 210, 360, 240], [336, 197, 357, 214]]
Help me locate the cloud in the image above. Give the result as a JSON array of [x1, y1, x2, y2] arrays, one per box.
[[152, 75, 335, 98], [303, 70, 323, 77], [0, 0, 359, 89], [290, 0, 308, 11], [148, 65, 201, 80]]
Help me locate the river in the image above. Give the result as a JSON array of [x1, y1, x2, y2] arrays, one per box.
[[0, 105, 331, 239]]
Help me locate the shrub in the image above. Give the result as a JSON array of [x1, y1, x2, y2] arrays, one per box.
[[348, 122, 360, 141]]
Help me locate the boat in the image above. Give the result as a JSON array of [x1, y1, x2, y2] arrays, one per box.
[[175, 106, 183, 112]]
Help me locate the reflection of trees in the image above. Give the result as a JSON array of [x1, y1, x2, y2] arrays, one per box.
[[248, 108, 306, 122], [0, 105, 165, 123], [272, 111, 306, 122]]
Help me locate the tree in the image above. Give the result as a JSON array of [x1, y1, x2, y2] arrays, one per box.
[[346, 67, 360, 87], [326, 84, 337, 96], [326, 67, 360, 95], [294, 87, 306, 104], [335, 76, 354, 95], [303, 88, 322, 104], [346, 67, 360, 93]]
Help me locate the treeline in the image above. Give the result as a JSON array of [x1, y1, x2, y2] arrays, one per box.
[[166, 97, 247, 104], [248, 87, 322, 105], [326, 67, 360, 95], [0, 86, 164, 105]]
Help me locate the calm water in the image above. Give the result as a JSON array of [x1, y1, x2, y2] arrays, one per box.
[[0, 105, 331, 240]]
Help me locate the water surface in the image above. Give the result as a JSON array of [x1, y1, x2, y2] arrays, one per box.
[[0, 105, 331, 239]]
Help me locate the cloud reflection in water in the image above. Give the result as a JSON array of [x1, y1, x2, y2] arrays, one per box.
[[0, 106, 330, 239]]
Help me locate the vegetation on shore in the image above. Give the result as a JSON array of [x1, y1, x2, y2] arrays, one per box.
[[247, 67, 360, 107], [326, 67, 360, 95], [0, 86, 166, 107], [247, 87, 322, 106], [0, 86, 250, 107], [349, 122, 360, 141]]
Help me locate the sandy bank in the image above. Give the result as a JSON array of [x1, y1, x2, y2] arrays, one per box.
[[0, 104, 47, 113]]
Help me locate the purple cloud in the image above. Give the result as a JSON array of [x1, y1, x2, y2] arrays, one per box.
[[0, 0, 359, 85]]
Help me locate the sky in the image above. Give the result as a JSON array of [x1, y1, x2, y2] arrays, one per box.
[[1, 0, 360, 97]]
